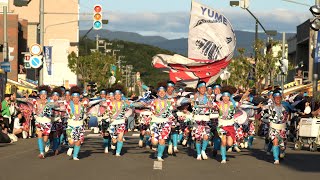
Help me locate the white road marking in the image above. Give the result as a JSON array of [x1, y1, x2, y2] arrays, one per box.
[[87, 134, 101, 137], [153, 161, 162, 170]]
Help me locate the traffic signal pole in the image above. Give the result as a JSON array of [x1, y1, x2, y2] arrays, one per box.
[[38, 0, 44, 86]]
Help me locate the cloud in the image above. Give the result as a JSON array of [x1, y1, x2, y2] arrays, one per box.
[[80, 11, 189, 39], [223, 8, 312, 33], [80, 9, 312, 39]]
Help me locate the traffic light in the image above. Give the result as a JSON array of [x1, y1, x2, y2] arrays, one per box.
[[93, 4, 103, 30], [279, 58, 288, 75]]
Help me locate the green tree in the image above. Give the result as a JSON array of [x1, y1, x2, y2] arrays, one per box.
[[68, 51, 116, 88], [254, 39, 282, 92], [78, 38, 174, 87], [229, 39, 283, 93], [228, 48, 252, 88]]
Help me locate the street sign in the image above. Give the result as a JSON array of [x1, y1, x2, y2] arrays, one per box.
[[220, 70, 230, 80], [0, 61, 10, 72], [24, 62, 31, 69], [109, 76, 116, 85], [29, 56, 43, 68], [9, 47, 14, 61], [24, 54, 31, 62], [30, 44, 42, 56]]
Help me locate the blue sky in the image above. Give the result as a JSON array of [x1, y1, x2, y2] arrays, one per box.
[[80, 0, 314, 39]]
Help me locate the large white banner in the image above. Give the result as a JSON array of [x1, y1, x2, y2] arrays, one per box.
[[188, 1, 236, 61]]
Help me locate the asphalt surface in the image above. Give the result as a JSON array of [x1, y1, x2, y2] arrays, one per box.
[[1, 132, 320, 180]]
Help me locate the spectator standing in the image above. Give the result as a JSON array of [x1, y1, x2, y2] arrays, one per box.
[[1, 94, 12, 132]]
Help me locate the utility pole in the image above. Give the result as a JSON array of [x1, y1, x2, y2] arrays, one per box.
[[94, 35, 108, 53], [132, 72, 136, 95], [2, 6, 8, 96], [96, 34, 99, 50], [39, 0, 44, 85], [104, 42, 113, 54], [254, 20, 258, 78], [125, 65, 128, 90], [281, 32, 285, 92], [116, 55, 125, 69], [123, 65, 133, 95]]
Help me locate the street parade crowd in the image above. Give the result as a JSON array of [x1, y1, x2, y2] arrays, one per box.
[[1, 81, 320, 165]]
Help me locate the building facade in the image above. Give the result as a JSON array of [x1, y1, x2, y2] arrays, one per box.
[[287, 19, 320, 83], [8, 0, 79, 87], [0, 14, 20, 81]]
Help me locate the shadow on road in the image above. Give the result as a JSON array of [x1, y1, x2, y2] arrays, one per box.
[[248, 147, 320, 172], [0, 143, 14, 147]]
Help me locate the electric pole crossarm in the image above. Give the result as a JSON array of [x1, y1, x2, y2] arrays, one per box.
[[45, 20, 79, 33]]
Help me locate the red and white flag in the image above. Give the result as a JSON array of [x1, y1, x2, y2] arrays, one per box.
[[152, 1, 236, 87]]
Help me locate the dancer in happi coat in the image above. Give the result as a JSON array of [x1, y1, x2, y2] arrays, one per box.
[[165, 81, 179, 155], [150, 86, 175, 161], [66, 86, 86, 160], [238, 93, 262, 149], [261, 91, 289, 165], [209, 84, 222, 157], [50, 87, 65, 155], [96, 89, 113, 154], [131, 90, 153, 148], [261, 91, 274, 152], [60, 90, 71, 146], [34, 85, 53, 159], [191, 81, 212, 160], [176, 103, 193, 148], [138, 105, 152, 149], [108, 90, 129, 157], [214, 91, 238, 163]]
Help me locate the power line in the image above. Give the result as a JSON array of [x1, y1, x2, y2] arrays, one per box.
[[281, 0, 311, 7]]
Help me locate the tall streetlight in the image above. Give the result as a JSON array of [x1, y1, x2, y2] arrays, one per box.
[[230, 1, 277, 80], [309, 0, 320, 99]]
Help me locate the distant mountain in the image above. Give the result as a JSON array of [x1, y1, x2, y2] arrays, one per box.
[[80, 29, 295, 57], [80, 30, 168, 45], [152, 38, 188, 56], [151, 31, 296, 56]]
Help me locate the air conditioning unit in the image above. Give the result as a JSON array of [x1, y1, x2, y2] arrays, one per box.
[[14, 0, 31, 7]]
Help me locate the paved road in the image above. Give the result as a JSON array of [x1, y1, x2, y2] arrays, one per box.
[[1, 132, 320, 180]]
